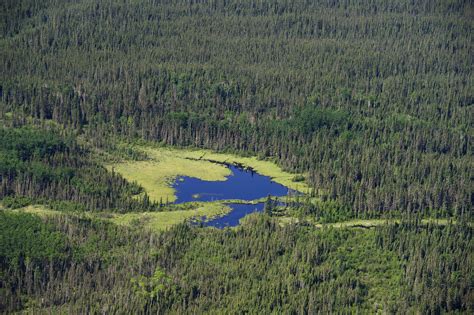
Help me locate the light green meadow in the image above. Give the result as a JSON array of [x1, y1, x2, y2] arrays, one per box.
[[108, 202, 230, 231]]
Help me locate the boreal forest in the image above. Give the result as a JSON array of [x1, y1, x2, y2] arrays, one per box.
[[0, 0, 473, 313]]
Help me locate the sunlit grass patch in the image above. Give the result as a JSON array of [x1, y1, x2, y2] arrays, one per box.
[[9, 205, 61, 217], [107, 147, 231, 203], [109, 202, 231, 232]]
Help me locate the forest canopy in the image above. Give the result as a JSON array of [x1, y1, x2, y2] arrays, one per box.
[[0, 0, 472, 313], [2, 0, 472, 218]]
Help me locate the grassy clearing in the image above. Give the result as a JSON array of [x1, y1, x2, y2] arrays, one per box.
[[108, 202, 230, 232], [108, 145, 310, 203], [276, 216, 456, 228], [5, 205, 61, 217], [107, 147, 231, 203]]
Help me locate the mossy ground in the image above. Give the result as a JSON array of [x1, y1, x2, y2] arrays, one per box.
[[108, 202, 230, 231], [107, 147, 231, 203]]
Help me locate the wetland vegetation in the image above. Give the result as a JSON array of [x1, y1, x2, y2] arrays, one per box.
[[109, 145, 309, 203]]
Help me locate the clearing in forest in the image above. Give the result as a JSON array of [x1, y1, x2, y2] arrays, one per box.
[[107, 146, 310, 203]]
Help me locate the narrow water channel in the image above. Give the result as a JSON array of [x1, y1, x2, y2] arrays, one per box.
[[201, 203, 265, 228]]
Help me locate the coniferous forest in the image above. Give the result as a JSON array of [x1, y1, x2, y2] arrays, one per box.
[[0, 0, 473, 313]]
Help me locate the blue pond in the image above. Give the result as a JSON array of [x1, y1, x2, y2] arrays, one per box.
[[173, 165, 290, 203], [172, 164, 292, 228]]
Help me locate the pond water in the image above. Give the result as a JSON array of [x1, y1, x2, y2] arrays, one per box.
[[172, 164, 293, 228], [172, 165, 290, 203]]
